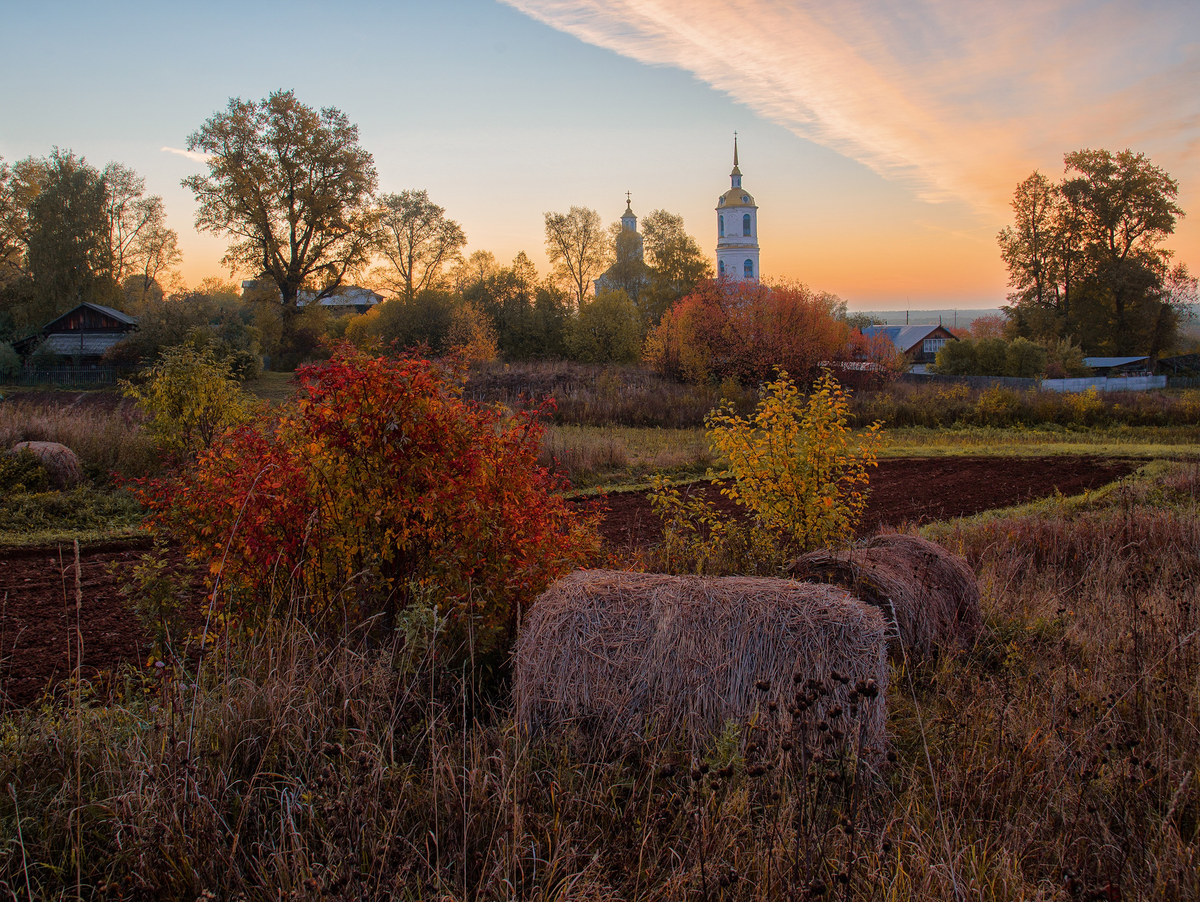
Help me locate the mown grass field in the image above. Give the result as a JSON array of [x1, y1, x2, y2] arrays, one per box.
[[882, 424, 1200, 459]]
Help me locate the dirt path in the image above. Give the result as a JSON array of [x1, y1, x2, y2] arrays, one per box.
[[0, 455, 1140, 707]]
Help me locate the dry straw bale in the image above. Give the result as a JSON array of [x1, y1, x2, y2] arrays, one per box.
[[513, 570, 889, 752], [10, 440, 84, 488], [788, 533, 982, 659]]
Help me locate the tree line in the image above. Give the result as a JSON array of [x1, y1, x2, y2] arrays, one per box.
[[12, 89, 1188, 381], [0, 150, 180, 337], [1, 90, 714, 372]]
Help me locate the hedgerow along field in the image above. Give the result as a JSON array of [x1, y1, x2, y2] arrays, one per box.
[[1, 355, 1198, 899]]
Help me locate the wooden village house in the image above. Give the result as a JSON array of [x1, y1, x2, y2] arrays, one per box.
[[13, 303, 138, 367], [861, 324, 958, 373]]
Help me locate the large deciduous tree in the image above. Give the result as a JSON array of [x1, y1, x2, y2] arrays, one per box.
[[544, 206, 610, 308], [184, 90, 378, 327], [640, 209, 711, 325], [999, 149, 1193, 356], [26, 150, 116, 318], [99, 162, 181, 304], [372, 190, 466, 302]]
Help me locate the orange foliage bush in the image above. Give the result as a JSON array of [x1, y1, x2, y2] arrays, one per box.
[[643, 279, 887, 386], [137, 345, 598, 656]]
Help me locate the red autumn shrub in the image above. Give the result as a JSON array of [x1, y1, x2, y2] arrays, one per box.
[[137, 345, 598, 656], [643, 279, 858, 385]]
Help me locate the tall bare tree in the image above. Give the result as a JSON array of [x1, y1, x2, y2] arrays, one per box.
[[544, 206, 610, 308], [184, 90, 378, 326], [125, 219, 182, 306], [373, 190, 466, 302], [97, 162, 181, 296]]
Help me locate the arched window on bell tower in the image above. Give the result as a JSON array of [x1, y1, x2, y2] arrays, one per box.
[[718, 215, 724, 238], [744, 258, 754, 279], [742, 214, 751, 237], [719, 259, 726, 275]]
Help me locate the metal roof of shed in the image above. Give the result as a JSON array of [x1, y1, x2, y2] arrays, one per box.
[[1083, 356, 1149, 368], [40, 333, 128, 356], [38, 302, 138, 329], [80, 303, 138, 325]]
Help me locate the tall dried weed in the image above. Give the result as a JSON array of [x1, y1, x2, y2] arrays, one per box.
[[2, 464, 1198, 899], [0, 394, 158, 479]]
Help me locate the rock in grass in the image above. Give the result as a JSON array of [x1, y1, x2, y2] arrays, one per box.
[[789, 533, 982, 661], [10, 441, 84, 489], [513, 570, 889, 755]]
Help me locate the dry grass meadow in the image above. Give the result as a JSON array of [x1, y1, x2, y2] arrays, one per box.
[[1, 371, 1199, 899], [2, 456, 1197, 900]]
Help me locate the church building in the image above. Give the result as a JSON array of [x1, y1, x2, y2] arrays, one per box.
[[715, 136, 760, 281], [593, 193, 649, 300]]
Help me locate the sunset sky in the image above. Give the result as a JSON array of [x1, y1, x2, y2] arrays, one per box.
[[3, 0, 1197, 310]]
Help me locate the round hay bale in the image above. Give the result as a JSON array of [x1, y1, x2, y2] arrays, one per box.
[[788, 534, 982, 660], [512, 570, 889, 754], [10, 441, 83, 489]]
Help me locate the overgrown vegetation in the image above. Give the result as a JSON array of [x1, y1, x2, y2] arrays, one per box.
[[2, 463, 1197, 899], [0, 394, 154, 545], [0, 395, 156, 480], [135, 345, 598, 657], [857, 380, 1200, 430], [121, 345, 256, 460], [649, 372, 882, 574], [466, 361, 1200, 433]]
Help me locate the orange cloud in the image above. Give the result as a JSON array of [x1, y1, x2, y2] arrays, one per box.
[[503, 0, 1200, 217]]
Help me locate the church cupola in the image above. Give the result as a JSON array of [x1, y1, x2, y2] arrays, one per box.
[[715, 134, 760, 281], [621, 191, 637, 232]]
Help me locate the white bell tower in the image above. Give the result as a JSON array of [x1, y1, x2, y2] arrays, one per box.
[[715, 134, 760, 281]]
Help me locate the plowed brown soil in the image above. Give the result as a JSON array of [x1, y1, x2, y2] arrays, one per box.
[[579, 455, 1139, 552], [0, 455, 1139, 707]]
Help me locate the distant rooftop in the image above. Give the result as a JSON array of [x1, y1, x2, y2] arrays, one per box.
[[862, 324, 953, 351], [1084, 356, 1149, 369]]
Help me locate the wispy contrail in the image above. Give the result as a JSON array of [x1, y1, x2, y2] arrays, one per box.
[[161, 146, 210, 164]]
